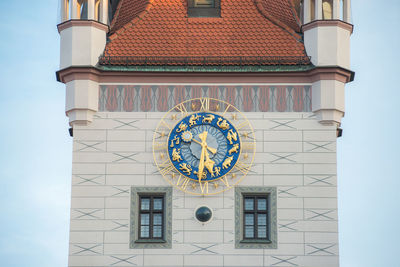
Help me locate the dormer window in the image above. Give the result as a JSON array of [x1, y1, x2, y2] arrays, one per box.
[[188, 0, 221, 17], [194, 0, 214, 7]]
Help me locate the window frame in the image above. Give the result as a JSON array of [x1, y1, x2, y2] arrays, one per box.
[[138, 194, 165, 240], [235, 187, 277, 249], [243, 195, 269, 240], [130, 187, 172, 249], [187, 0, 221, 17]]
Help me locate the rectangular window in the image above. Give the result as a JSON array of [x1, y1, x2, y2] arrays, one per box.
[[235, 187, 277, 249], [130, 187, 172, 249], [139, 195, 164, 240], [243, 196, 268, 240]]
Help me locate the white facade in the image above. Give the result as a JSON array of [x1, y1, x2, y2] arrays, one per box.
[[69, 111, 339, 267]]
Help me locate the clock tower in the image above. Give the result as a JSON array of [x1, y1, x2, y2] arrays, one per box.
[[57, 0, 354, 266]]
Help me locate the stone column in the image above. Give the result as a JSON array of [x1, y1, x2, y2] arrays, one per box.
[[343, 0, 351, 23], [71, 0, 78, 19], [88, 0, 95, 20], [315, 0, 323, 20], [100, 0, 108, 24], [333, 0, 341, 19], [61, 0, 66, 22], [303, 0, 311, 24]]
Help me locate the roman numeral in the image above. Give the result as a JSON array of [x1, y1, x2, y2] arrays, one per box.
[[242, 142, 255, 150], [235, 161, 251, 174], [220, 176, 230, 187], [199, 181, 209, 194], [159, 160, 174, 176], [176, 175, 190, 190], [176, 103, 188, 117], [200, 98, 210, 111], [223, 104, 232, 116], [154, 142, 168, 151], [236, 120, 250, 130], [160, 120, 172, 130]]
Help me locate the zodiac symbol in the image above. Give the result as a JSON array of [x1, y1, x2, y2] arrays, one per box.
[[194, 170, 207, 180], [217, 118, 230, 130], [202, 114, 215, 124], [170, 135, 180, 148], [204, 157, 215, 177], [229, 144, 240, 155], [189, 114, 201, 127], [222, 156, 234, 169], [212, 167, 221, 177], [172, 148, 182, 162], [227, 129, 238, 145], [179, 163, 192, 175], [176, 122, 188, 133]]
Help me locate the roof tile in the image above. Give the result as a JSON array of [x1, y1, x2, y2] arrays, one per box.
[[103, 0, 308, 66]]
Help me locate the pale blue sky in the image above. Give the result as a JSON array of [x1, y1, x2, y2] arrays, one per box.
[[0, 0, 399, 266]]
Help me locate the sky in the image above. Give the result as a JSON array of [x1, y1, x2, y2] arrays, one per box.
[[0, 0, 399, 266]]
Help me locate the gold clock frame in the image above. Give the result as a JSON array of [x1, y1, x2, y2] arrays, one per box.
[[152, 97, 256, 196]]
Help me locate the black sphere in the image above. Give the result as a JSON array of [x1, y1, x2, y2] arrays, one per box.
[[195, 206, 213, 223]]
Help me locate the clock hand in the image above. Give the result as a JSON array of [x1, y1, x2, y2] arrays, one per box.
[[197, 132, 208, 181], [192, 137, 217, 155], [198, 146, 205, 181]]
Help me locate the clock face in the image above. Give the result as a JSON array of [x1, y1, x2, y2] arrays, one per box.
[[168, 112, 241, 182], [153, 98, 256, 195]]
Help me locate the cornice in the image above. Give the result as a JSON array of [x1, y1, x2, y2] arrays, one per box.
[[302, 19, 354, 34], [56, 66, 354, 84], [57, 19, 109, 33]]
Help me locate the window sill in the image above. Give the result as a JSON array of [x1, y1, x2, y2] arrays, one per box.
[[135, 239, 166, 244], [240, 239, 272, 244]]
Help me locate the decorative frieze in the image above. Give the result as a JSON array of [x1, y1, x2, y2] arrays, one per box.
[[99, 85, 312, 113]]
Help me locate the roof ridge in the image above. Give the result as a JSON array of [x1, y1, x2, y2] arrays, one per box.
[[109, 0, 154, 40], [253, 0, 302, 41]]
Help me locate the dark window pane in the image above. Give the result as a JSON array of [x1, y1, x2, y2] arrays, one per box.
[[141, 214, 150, 225], [245, 226, 254, 238], [257, 198, 267, 211], [153, 226, 162, 238], [153, 214, 162, 226], [258, 214, 267, 226], [154, 198, 163, 210], [140, 226, 150, 238], [244, 198, 254, 211], [245, 214, 254, 226], [258, 226, 267, 238], [194, 0, 214, 7], [141, 198, 150, 210]]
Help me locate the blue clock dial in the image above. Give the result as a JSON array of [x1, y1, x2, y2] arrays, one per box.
[[167, 112, 241, 182]]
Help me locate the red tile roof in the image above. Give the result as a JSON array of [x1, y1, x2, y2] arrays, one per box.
[[102, 0, 308, 66]]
